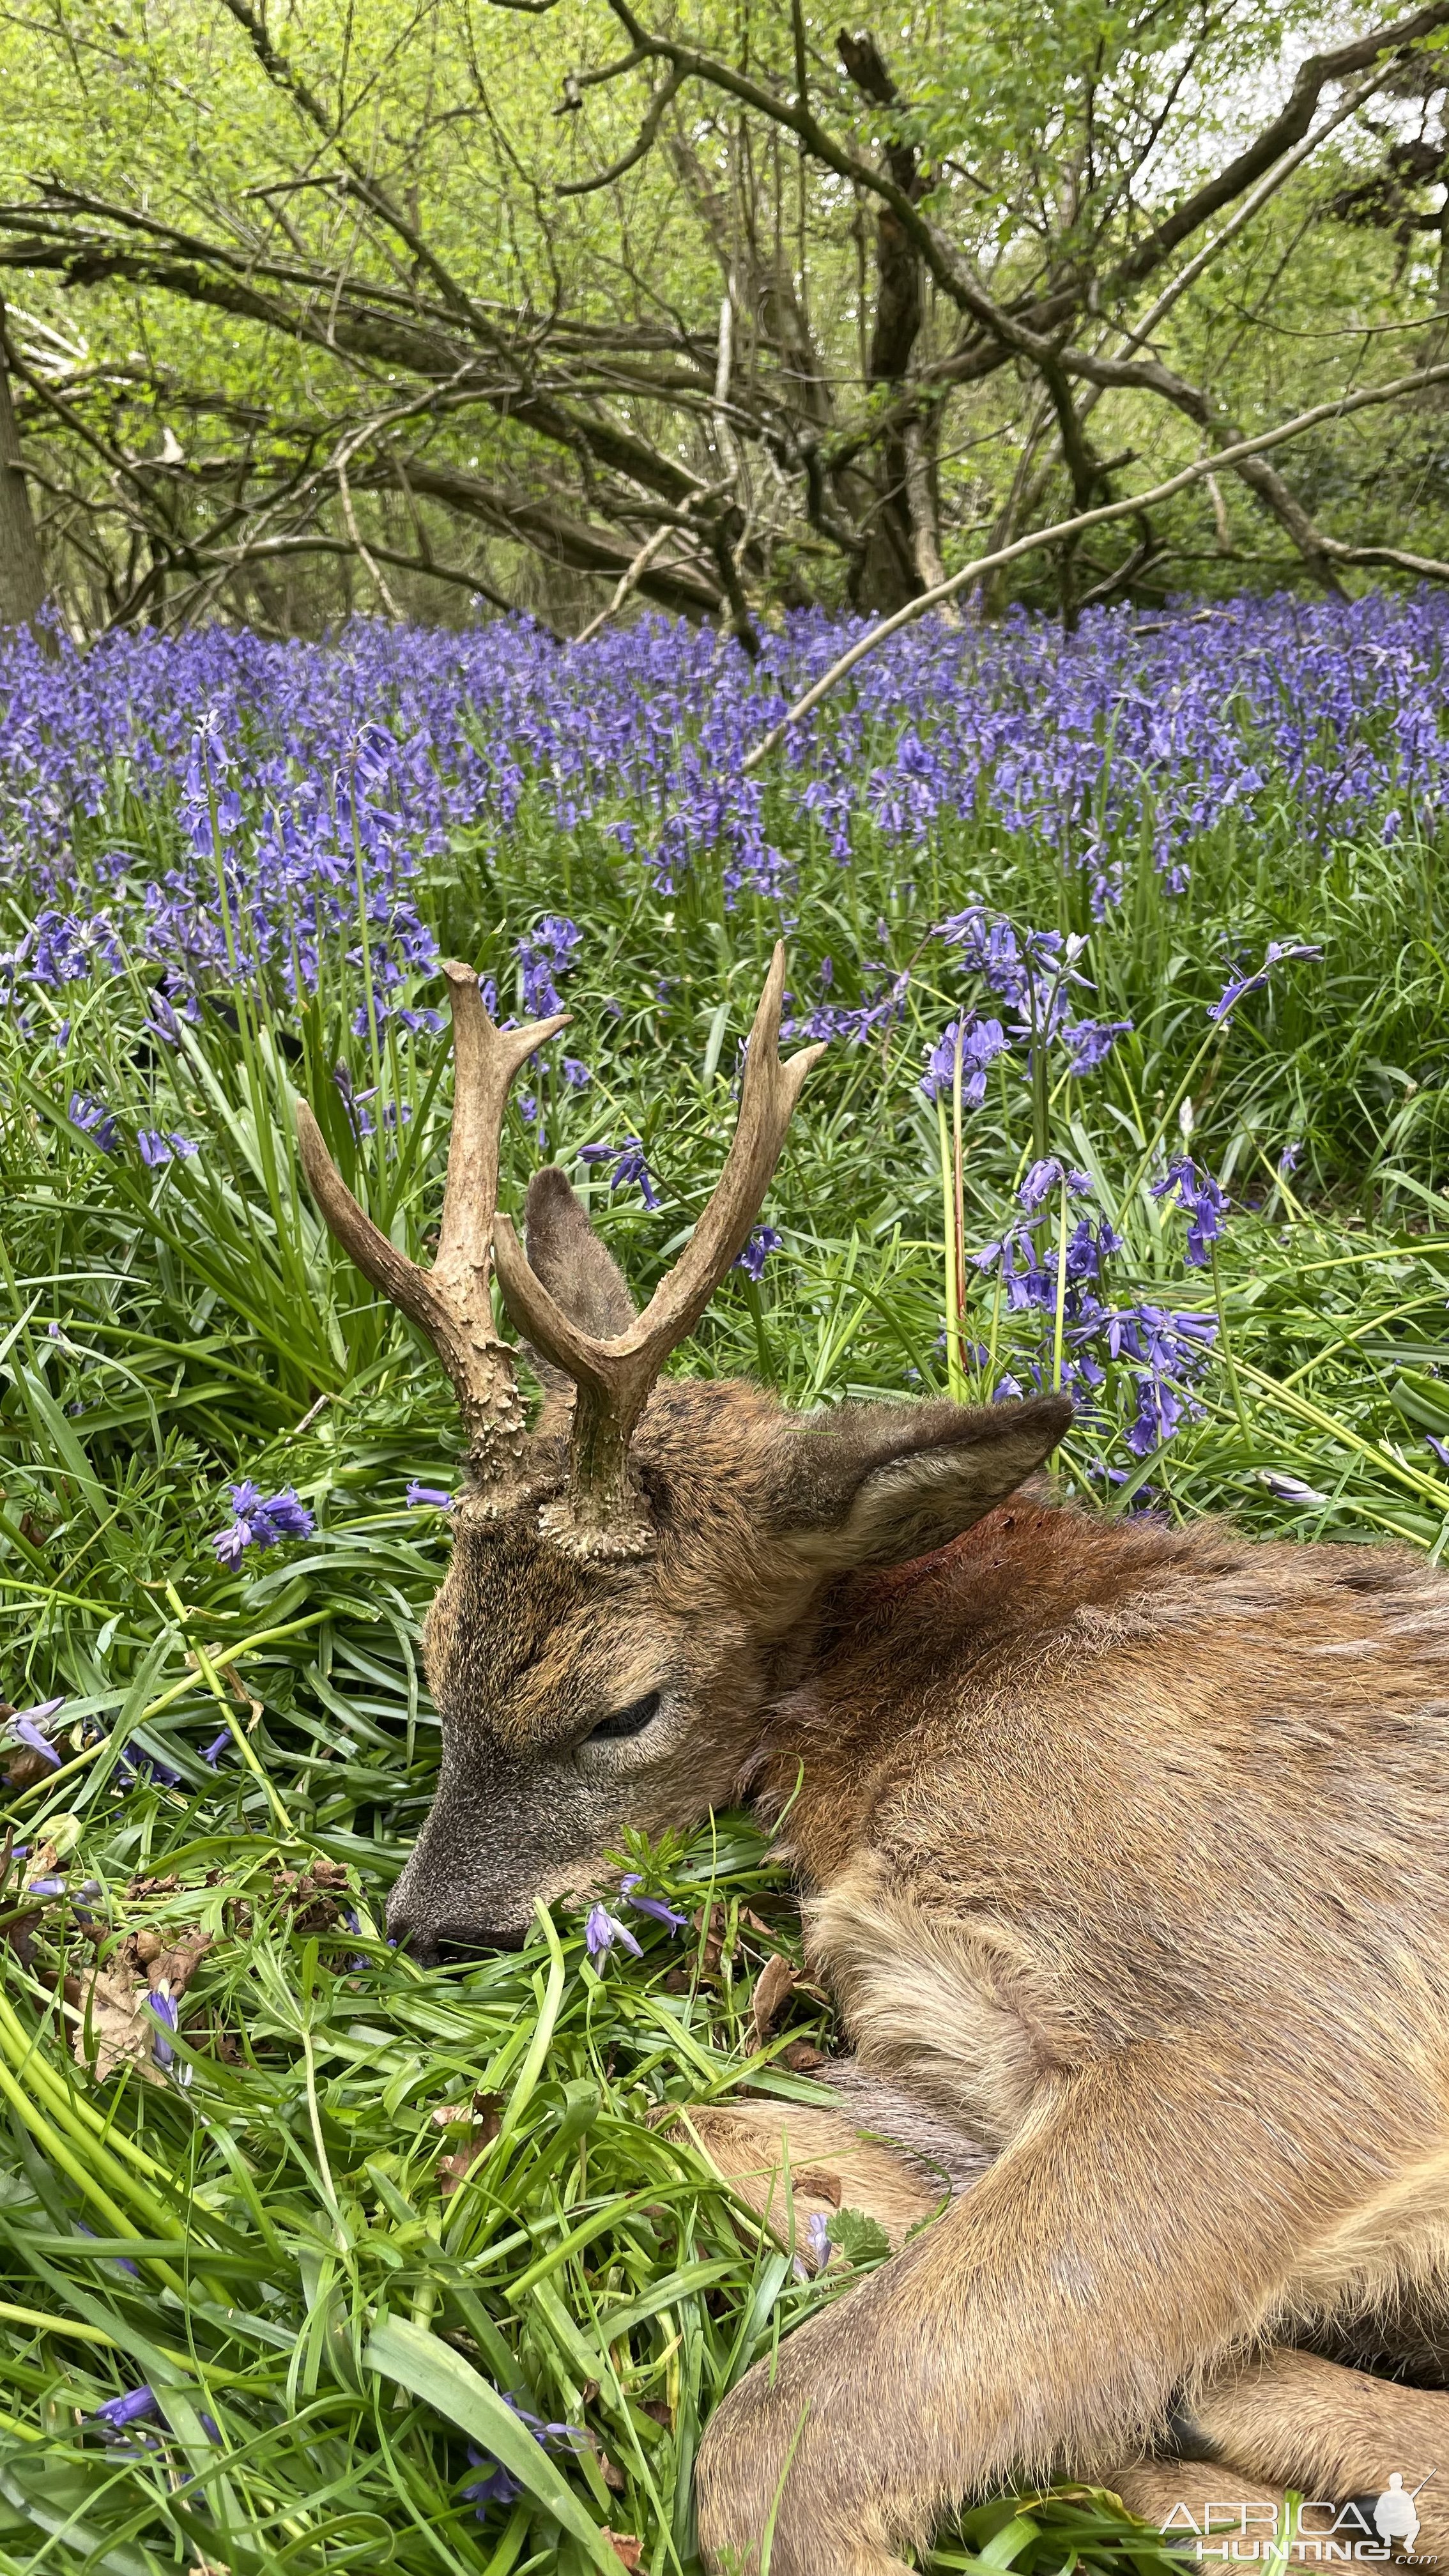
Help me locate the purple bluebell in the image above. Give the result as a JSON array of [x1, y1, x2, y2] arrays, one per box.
[[919, 1015, 1009, 1105], [406, 1482, 454, 1509], [805, 2211, 833, 2269], [68, 1092, 118, 1154], [734, 1226, 782, 1281], [94, 2386, 160, 2432], [1427, 1437, 1449, 1473], [137, 1130, 197, 1167], [8, 1698, 65, 1766], [1208, 942, 1322, 1023], [201, 1729, 232, 1765], [461, 2399, 585, 2517], [584, 1903, 643, 1961], [1017, 1160, 1091, 1214], [148, 1991, 178, 2068], [1151, 1157, 1227, 1265], [579, 1138, 661, 1209], [1063, 1017, 1132, 1073], [77, 2222, 140, 2280], [211, 1482, 315, 1566], [517, 914, 581, 1016], [1278, 1142, 1302, 1176], [1259, 1470, 1329, 1505], [561, 1056, 590, 1089], [620, 1873, 687, 1930]]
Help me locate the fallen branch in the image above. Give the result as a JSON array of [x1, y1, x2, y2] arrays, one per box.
[[740, 358, 1449, 768]]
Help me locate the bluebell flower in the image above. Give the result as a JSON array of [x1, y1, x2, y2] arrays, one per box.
[[7, 1698, 65, 1767], [919, 1015, 1008, 1105], [1208, 941, 1322, 1023], [734, 1226, 781, 1282], [148, 1991, 178, 2069], [211, 1482, 315, 1566], [1278, 1141, 1302, 1176], [1062, 1016, 1132, 1073], [585, 1903, 643, 1961], [68, 1092, 118, 1154], [201, 1729, 232, 1765], [1017, 1160, 1091, 1215], [620, 1873, 686, 1930], [137, 1130, 197, 1167], [1259, 1470, 1328, 1505], [95, 2386, 159, 2432], [406, 1482, 454, 1509], [805, 2211, 833, 2269], [517, 914, 581, 1016], [561, 1056, 590, 1089], [1151, 1157, 1227, 1265], [461, 2400, 585, 2517], [579, 1138, 661, 1209]]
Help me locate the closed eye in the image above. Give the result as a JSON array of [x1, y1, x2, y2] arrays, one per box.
[[586, 1690, 662, 1743]]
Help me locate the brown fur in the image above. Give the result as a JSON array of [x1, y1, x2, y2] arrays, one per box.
[[384, 1187, 1449, 2576]]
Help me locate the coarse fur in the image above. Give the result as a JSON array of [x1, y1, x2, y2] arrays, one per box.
[[383, 1172, 1449, 2574]]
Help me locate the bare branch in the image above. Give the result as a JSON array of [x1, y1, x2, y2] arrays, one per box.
[[556, 65, 686, 196]]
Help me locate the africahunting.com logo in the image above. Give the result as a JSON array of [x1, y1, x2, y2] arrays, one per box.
[[1162, 2476, 1433, 2562]]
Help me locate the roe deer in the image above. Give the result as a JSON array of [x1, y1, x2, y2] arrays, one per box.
[[300, 948, 1449, 2576]]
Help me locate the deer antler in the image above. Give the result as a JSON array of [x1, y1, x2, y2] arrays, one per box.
[[295, 962, 567, 1487], [493, 943, 825, 1555]]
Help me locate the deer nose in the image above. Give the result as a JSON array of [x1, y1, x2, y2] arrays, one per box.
[[386, 1893, 530, 1961]]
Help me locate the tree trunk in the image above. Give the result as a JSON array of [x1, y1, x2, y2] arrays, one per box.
[[838, 32, 926, 616], [0, 300, 47, 631]]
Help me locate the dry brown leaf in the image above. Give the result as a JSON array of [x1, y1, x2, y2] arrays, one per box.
[[779, 2039, 827, 2073], [75, 1965, 165, 2086], [750, 1951, 797, 2044], [604, 2534, 642, 2571]]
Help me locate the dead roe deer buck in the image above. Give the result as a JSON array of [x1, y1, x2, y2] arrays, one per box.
[[299, 949, 1449, 2576]]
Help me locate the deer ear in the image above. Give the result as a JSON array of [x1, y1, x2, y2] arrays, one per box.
[[522, 1169, 638, 1427], [771, 1395, 1071, 1575], [525, 1166, 638, 1336]]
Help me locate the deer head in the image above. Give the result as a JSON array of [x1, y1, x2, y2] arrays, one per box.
[[298, 946, 1070, 1954]]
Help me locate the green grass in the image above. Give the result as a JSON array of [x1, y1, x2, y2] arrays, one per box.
[[3, 665, 1449, 2572]]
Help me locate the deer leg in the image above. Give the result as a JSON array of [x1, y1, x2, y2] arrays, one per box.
[[1170, 2347, 1449, 2563], [1106, 2457, 1294, 2559], [694, 2045, 1397, 2576], [665, 2076, 956, 2267]]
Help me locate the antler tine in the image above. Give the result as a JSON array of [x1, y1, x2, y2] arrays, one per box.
[[296, 962, 567, 1484], [493, 942, 825, 1553]]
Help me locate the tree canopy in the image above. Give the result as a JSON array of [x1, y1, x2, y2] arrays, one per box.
[[3, 0, 1449, 636]]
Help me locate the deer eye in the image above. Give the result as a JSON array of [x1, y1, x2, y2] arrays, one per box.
[[586, 1690, 662, 1743]]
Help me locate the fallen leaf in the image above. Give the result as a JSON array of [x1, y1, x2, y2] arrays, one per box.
[[75, 1965, 164, 2086], [751, 1952, 797, 2044], [793, 2161, 843, 2208], [604, 2534, 642, 2570]]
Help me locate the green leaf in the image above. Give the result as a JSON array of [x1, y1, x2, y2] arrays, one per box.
[[825, 2205, 892, 2266], [362, 2314, 621, 2570]]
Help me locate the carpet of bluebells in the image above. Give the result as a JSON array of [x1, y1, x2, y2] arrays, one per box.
[[3, 592, 1449, 2574]]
